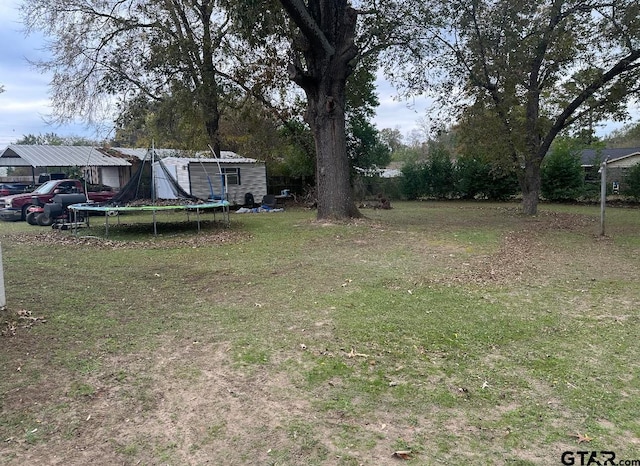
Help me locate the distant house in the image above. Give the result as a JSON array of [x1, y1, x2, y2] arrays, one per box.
[[0, 145, 131, 187], [580, 147, 640, 191]]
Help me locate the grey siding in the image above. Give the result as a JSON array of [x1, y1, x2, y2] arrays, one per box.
[[605, 154, 640, 191], [608, 153, 640, 169]]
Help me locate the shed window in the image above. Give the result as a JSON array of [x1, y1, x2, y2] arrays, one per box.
[[221, 167, 240, 186]]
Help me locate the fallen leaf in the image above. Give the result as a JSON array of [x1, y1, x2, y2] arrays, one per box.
[[392, 450, 412, 460], [570, 432, 593, 444], [347, 347, 369, 358]]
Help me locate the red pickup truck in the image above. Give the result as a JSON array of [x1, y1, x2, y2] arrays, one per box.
[[0, 179, 115, 221]]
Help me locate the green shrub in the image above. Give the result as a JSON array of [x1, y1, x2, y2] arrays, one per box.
[[426, 147, 455, 199], [623, 162, 640, 200], [400, 161, 428, 200], [400, 146, 456, 200], [541, 141, 585, 202], [455, 157, 519, 200]]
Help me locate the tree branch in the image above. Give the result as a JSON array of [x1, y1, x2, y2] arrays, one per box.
[[279, 0, 335, 57], [545, 49, 640, 152]]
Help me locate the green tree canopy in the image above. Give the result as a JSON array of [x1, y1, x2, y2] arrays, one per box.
[[246, 0, 416, 219], [15, 133, 98, 146], [20, 0, 288, 155], [390, 0, 640, 214], [604, 121, 640, 148]]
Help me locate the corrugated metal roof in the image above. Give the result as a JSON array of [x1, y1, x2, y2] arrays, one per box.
[[0, 145, 131, 167], [0, 144, 258, 167], [111, 148, 259, 163], [160, 155, 260, 164]]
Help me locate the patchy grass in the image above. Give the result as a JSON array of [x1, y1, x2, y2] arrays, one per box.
[[1, 201, 639, 465]]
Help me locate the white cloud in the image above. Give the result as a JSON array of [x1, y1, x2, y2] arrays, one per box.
[[1, 98, 50, 112], [373, 74, 434, 136]]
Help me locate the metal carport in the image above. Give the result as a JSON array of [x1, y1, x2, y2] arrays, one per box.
[[0, 145, 131, 187]]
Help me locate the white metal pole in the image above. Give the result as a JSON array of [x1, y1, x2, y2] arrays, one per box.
[[152, 141, 158, 236], [0, 243, 6, 308], [600, 160, 607, 236]]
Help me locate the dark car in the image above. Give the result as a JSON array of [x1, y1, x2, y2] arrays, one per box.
[[0, 183, 31, 196]]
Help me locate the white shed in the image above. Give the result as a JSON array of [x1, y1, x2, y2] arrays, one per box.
[[159, 152, 267, 205]]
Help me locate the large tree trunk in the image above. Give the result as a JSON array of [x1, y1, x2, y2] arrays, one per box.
[[521, 159, 541, 215], [279, 0, 360, 220], [204, 106, 221, 157], [307, 92, 360, 219], [201, 2, 222, 157]]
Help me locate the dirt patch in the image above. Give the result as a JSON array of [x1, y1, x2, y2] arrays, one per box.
[[1, 343, 317, 465]]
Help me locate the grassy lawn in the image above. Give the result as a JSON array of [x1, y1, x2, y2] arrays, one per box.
[[0, 201, 639, 465]]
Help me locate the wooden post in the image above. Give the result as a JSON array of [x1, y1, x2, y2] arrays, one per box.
[[600, 159, 607, 236], [0, 243, 6, 308]]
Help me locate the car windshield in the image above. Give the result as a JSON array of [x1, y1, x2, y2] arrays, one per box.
[[33, 180, 59, 194]]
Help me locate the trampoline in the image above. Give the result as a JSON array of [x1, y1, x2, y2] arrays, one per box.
[[65, 144, 238, 237], [68, 200, 230, 237]]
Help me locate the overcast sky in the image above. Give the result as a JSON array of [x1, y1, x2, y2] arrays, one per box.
[[0, 1, 98, 147], [0, 1, 433, 149], [0, 1, 635, 150]]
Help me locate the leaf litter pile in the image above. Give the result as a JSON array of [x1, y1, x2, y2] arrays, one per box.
[[437, 210, 600, 285], [5, 226, 245, 250], [1, 307, 47, 337]]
